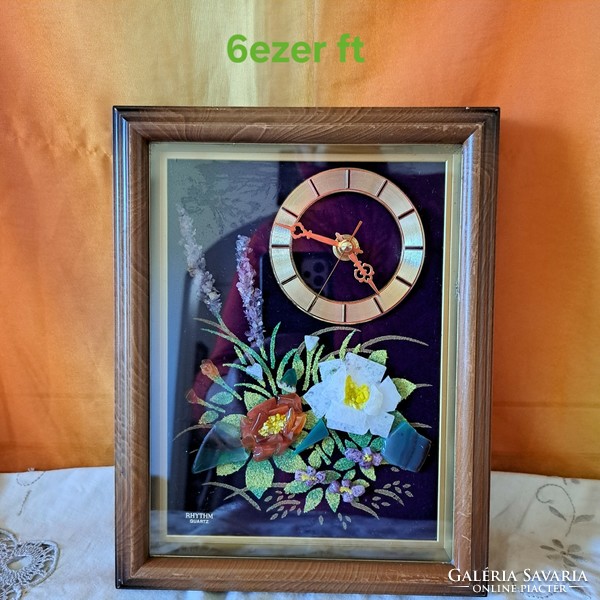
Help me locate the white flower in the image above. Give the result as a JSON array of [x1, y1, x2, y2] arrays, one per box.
[[303, 353, 401, 438]]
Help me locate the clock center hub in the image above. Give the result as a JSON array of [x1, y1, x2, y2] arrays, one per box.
[[333, 234, 361, 261]]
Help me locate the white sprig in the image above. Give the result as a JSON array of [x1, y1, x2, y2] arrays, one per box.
[[235, 235, 265, 348], [177, 205, 221, 316]]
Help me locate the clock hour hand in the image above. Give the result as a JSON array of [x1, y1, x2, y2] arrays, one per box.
[[348, 252, 380, 295], [276, 221, 339, 247]]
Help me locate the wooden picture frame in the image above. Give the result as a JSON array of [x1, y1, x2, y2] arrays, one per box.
[[114, 107, 499, 594]]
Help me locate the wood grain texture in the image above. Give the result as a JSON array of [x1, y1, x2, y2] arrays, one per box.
[[114, 107, 499, 594]]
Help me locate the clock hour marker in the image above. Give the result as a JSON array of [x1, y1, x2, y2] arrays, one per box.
[[307, 296, 318, 312], [373, 295, 384, 314], [281, 206, 299, 218], [404, 245, 424, 250], [396, 275, 413, 287], [309, 179, 319, 196], [376, 179, 388, 197], [398, 208, 415, 220], [342, 303, 347, 323], [270, 243, 289, 249], [281, 274, 297, 286], [345, 169, 350, 189]]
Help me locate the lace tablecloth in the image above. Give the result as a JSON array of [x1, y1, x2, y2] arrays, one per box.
[[0, 468, 598, 599]]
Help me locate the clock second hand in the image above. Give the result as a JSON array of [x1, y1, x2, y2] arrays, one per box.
[[314, 220, 364, 300]]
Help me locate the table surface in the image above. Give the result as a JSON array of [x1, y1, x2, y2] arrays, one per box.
[[0, 468, 598, 599]]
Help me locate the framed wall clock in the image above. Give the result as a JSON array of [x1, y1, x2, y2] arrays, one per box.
[[114, 107, 499, 594]]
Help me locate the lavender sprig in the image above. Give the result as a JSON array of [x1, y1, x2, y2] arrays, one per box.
[[235, 235, 265, 348], [177, 205, 221, 316]]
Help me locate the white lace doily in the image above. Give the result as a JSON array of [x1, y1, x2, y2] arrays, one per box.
[[0, 528, 58, 600]]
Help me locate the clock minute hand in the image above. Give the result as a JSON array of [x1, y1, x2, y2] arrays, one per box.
[[348, 252, 380, 295], [276, 221, 339, 247]]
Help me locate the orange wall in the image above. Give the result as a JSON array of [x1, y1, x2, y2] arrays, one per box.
[[1, 0, 598, 477]]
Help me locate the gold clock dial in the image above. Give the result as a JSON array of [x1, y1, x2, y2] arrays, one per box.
[[269, 167, 425, 324]]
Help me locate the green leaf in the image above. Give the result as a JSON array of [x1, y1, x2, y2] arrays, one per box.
[[354, 478, 370, 488], [369, 349, 388, 366], [310, 345, 325, 385], [304, 488, 324, 513], [304, 410, 317, 430], [269, 322, 281, 367], [339, 331, 357, 359], [321, 437, 335, 457], [221, 413, 244, 429], [208, 391, 235, 405], [393, 378, 417, 400], [216, 459, 248, 476], [245, 459, 274, 499], [350, 343, 361, 354], [200, 410, 219, 424], [292, 353, 305, 380], [326, 491, 340, 512], [284, 480, 310, 494], [348, 433, 373, 448], [371, 437, 385, 451], [333, 457, 354, 471], [273, 450, 306, 473], [243, 391, 265, 411], [343, 469, 356, 480], [360, 466, 377, 481], [234, 345, 248, 365], [308, 449, 322, 469], [276, 348, 295, 384], [324, 470, 341, 483]]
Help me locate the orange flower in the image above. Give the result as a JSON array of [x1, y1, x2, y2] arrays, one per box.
[[200, 359, 219, 380], [240, 393, 307, 461]]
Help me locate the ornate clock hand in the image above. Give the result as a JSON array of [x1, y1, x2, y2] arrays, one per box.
[[314, 221, 364, 299], [348, 252, 380, 295], [276, 221, 339, 247]]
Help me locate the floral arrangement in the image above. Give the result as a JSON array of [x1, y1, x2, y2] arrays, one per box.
[[177, 209, 432, 525]]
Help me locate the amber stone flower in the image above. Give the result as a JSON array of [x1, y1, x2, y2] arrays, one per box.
[[200, 359, 220, 380], [240, 393, 306, 461]]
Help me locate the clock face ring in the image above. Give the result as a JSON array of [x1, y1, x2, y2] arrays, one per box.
[[269, 167, 425, 324]]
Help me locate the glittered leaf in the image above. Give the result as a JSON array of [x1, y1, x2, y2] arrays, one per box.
[[216, 459, 248, 476], [209, 391, 235, 405], [200, 410, 219, 424], [310, 345, 325, 385], [273, 450, 306, 474], [324, 470, 341, 483], [393, 378, 417, 400], [284, 480, 310, 494], [308, 449, 322, 468], [350, 344, 361, 354], [339, 331, 357, 359], [326, 491, 340, 513], [321, 437, 335, 457], [333, 457, 354, 471], [549, 506, 567, 521], [304, 410, 317, 430], [245, 459, 274, 499], [221, 413, 244, 429], [292, 354, 305, 379], [354, 478, 370, 488], [243, 391, 264, 411], [344, 469, 356, 480], [360, 466, 377, 481], [348, 433, 373, 448], [371, 437, 385, 452], [304, 488, 324, 513], [369, 349, 388, 366]]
